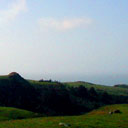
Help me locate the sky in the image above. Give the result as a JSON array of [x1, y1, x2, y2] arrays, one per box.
[[0, 0, 128, 85]]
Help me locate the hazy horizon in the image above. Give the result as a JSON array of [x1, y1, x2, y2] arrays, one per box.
[[10, 72, 128, 86], [0, 0, 128, 85]]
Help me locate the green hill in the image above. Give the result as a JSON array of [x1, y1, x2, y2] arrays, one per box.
[[0, 107, 41, 121], [0, 72, 128, 116], [114, 84, 128, 89], [65, 82, 128, 96], [0, 73, 128, 127], [29, 80, 128, 96], [0, 104, 128, 128], [1, 72, 128, 97]]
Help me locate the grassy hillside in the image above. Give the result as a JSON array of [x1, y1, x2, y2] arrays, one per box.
[[0, 73, 128, 116], [65, 82, 128, 96], [29, 80, 128, 96], [0, 104, 128, 128], [114, 84, 128, 89], [1, 73, 128, 96], [0, 107, 41, 121]]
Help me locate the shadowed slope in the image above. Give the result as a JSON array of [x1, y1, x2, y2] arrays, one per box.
[[0, 72, 38, 112]]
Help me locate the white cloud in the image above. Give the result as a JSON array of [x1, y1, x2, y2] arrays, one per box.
[[0, 0, 27, 26], [38, 17, 92, 31]]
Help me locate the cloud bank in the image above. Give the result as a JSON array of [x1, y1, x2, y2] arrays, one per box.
[[0, 0, 27, 26], [38, 17, 92, 31]]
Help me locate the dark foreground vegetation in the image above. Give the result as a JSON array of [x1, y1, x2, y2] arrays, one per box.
[[0, 72, 128, 116]]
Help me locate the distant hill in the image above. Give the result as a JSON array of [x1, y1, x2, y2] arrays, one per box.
[[0, 72, 31, 87], [74, 81, 95, 85], [65, 81, 128, 96], [114, 84, 128, 89]]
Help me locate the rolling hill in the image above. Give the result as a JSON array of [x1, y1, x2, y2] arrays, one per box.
[[0, 107, 41, 121], [0, 104, 127, 128], [0, 72, 128, 116], [1, 72, 128, 96], [0, 73, 128, 127], [65, 81, 128, 96]]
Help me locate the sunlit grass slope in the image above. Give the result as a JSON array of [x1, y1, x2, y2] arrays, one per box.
[[0, 104, 128, 128], [0, 107, 41, 121]]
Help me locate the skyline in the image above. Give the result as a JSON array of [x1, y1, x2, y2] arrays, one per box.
[[0, 0, 128, 85]]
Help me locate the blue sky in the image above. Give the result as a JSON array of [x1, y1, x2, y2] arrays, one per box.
[[0, 0, 128, 85]]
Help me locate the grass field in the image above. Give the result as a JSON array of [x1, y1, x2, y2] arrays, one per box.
[[0, 104, 128, 128]]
